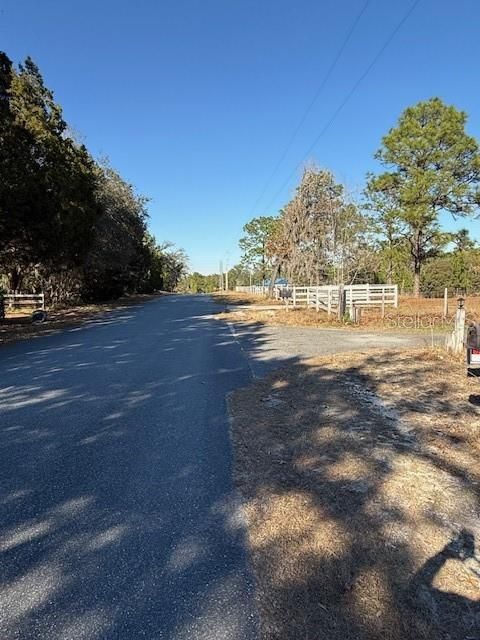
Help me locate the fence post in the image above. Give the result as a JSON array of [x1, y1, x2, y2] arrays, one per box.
[[366, 282, 370, 305], [443, 287, 448, 319], [446, 296, 466, 353], [381, 291, 385, 319], [306, 288, 310, 308], [327, 287, 332, 316], [337, 285, 345, 321], [316, 287, 319, 313], [394, 285, 398, 308], [292, 287, 297, 308]]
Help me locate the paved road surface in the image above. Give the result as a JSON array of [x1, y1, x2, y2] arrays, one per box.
[[0, 295, 437, 639], [0, 296, 259, 640]]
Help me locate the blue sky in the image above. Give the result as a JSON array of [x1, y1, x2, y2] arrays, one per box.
[[1, 0, 479, 272]]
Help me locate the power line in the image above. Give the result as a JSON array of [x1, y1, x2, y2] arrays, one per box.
[[261, 0, 421, 216], [248, 0, 370, 218]]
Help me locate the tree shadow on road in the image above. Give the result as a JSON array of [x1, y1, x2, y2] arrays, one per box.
[[0, 296, 291, 639]]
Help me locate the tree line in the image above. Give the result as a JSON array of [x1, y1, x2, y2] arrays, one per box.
[[229, 98, 480, 298], [0, 52, 187, 304]]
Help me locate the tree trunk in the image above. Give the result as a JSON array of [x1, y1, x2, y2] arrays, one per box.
[[268, 260, 282, 297], [9, 267, 23, 292], [413, 261, 421, 298]]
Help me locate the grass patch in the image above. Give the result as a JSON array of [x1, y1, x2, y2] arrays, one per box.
[[229, 348, 480, 639]]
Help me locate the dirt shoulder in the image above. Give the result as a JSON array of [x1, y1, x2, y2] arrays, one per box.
[[229, 348, 480, 639], [0, 293, 163, 347]]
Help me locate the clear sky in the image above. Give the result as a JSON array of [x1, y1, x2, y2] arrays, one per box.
[[1, 0, 479, 273]]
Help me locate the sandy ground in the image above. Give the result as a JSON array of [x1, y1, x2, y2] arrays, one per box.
[[229, 348, 480, 640], [226, 320, 442, 378]]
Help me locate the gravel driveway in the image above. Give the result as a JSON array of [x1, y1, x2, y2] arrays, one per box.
[[227, 321, 441, 377]]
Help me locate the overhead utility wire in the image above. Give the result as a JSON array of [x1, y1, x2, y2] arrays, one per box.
[[261, 0, 421, 216], [248, 0, 370, 218]]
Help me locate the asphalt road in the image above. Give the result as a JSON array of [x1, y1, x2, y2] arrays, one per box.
[[0, 295, 440, 639], [0, 295, 260, 640]]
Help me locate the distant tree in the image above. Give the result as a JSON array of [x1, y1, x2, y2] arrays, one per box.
[[239, 216, 277, 282], [366, 98, 480, 297], [227, 263, 252, 288], [180, 272, 220, 293], [267, 167, 369, 287], [453, 228, 476, 252]]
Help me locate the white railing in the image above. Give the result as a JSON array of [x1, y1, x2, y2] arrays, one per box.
[[235, 285, 270, 295], [235, 284, 288, 295], [235, 283, 398, 310], [3, 293, 45, 309]]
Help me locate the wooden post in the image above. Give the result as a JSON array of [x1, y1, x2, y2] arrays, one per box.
[[306, 288, 310, 308], [337, 285, 346, 321], [446, 296, 466, 353], [315, 287, 319, 313], [348, 288, 354, 320], [443, 287, 448, 319], [292, 287, 297, 308], [327, 287, 332, 316], [381, 291, 385, 319]]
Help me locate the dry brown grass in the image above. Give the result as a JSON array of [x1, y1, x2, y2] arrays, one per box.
[[229, 348, 480, 639], [0, 293, 160, 346], [213, 291, 279, 307], [218, 294, 480, 333]]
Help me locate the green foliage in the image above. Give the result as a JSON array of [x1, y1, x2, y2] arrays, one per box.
[[180, 272, 219, 293], [0, 51, 187, 303], [239, 216, 278, 281], [366, 97, 480, 296], [226, 263, 253, 288]]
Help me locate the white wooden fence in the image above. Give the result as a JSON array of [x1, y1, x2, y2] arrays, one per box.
[[235, 285, 270, 295], [3, 293, 45, 310], [235, 284, 398, 311]]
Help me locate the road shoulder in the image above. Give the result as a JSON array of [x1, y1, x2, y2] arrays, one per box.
[[228, 347, 480, 639], [0, 293, 162, 348]]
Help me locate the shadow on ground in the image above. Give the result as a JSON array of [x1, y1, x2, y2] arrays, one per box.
[[0, 297, 292, 640], [230, 349, 480, 640]]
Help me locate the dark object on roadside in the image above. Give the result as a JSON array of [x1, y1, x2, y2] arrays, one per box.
[[278, 289, 293, 300], [0, 296, 4, 322], [31, 310, 48, 323]]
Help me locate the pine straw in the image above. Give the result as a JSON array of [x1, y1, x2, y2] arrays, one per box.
[[229, 348, 480, 639]]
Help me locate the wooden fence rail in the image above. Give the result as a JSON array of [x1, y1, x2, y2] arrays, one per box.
[[234, 284, 398, 312], [3, 293, 45, 310]]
